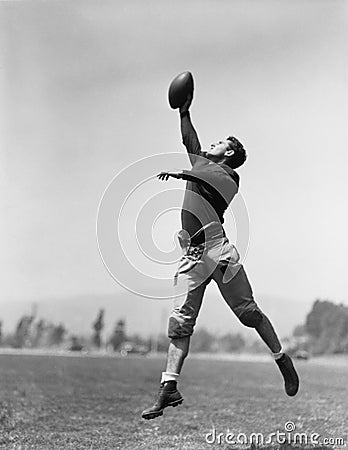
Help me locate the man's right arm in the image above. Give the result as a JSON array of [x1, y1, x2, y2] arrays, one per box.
[[179, 95, 202, 165]]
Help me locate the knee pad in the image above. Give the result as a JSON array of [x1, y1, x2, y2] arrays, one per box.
[[238, 308, 263, 328]]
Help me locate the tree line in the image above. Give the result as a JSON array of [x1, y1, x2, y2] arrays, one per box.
[[0, 308, 252, 354], [292, 299, 348, 355], [0, 298, 347, 355]]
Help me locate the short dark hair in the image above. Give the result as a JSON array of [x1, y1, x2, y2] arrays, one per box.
[[224, 136, 247, 169]]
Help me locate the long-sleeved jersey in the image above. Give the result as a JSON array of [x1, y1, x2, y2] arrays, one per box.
[[180, 112, 240, 243]]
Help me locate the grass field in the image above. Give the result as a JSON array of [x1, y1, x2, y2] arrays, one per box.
[[0, 353, 347, 449]]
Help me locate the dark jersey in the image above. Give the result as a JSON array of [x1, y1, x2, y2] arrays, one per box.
[[180, 113, 239, 240]]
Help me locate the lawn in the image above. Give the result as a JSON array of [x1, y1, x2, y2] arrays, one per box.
[[0, 353, 347, 449]]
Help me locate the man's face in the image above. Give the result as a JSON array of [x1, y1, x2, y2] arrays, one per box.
[[206, 140, 234, 160]]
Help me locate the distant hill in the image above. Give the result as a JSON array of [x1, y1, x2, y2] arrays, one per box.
[[0, 287, 313, 340]]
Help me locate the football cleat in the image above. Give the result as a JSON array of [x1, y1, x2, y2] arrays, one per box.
[[276, 353, 300, 396], [142, 381, 183, 420]]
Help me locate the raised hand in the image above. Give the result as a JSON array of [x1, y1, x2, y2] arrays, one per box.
[[179, 94, 193, 114]]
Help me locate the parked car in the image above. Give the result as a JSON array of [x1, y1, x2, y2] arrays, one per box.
[[293, 349, 310, 360], [119, 341, 149, 356]]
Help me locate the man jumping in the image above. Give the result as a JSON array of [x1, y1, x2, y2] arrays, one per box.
[[142, 94, 299, 420]]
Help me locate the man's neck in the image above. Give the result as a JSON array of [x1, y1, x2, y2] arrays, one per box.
[[205, 153, 224, 164]]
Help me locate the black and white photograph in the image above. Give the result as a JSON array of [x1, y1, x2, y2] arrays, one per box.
[[1, 1, 348, 449]]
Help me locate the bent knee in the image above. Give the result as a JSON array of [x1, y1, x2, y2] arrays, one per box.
[[168, 316, 194, 339], [237, 307, 263, 328]]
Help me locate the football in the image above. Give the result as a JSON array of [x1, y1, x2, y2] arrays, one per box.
[[168, 71, 194, 109]]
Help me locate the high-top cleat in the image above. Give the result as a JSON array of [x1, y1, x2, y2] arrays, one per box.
[[276, 353, 299, 397], [142, 381, 183, 420]]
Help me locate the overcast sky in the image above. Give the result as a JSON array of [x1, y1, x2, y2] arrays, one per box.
[[1, 1, 348, 326]]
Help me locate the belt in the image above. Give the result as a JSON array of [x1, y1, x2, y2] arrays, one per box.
[[178, 221, 225, 248]]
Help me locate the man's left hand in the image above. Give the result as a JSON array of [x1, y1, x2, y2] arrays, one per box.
[[157, 171, 182, 181], [157, 171, 171, 181]]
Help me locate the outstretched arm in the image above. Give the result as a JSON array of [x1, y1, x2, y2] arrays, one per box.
[[179, 95, 202, 165], [157, 171, 184, 181], [157, 170, 211, 190]]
